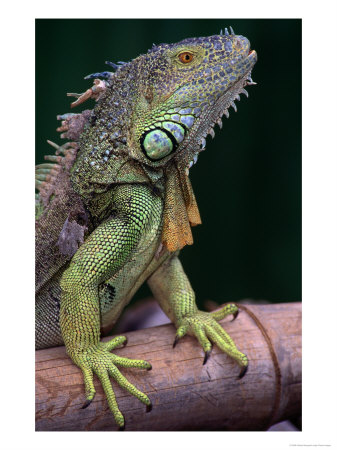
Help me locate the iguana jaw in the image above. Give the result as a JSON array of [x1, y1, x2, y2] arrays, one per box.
[[186, 64, 257, 173], [175, 45, 257, 171], [129, 34, 257, 169]]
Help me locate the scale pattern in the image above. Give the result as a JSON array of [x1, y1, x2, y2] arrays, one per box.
[[60, 184, 161, 428], [36, 28, 257, 429]]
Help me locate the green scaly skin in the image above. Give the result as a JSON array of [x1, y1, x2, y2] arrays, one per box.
[[35, 28, 257, 429]]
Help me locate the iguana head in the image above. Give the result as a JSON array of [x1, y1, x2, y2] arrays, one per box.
[[70, 28, 257, 251], [129, 28, 257, 170]]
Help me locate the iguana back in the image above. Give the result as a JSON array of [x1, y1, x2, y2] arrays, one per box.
[[35, 139, 92, 347]]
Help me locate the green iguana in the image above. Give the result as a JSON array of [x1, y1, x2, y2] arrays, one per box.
[[35, 27, 257, 430]]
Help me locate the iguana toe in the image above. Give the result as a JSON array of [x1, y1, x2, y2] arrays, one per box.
[[176, 309, 248, 374]]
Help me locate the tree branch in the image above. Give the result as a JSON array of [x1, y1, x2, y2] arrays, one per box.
[[35, 302, 301, 431]]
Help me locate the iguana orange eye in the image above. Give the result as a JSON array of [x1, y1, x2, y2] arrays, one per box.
[[178, 52, 194, 63]]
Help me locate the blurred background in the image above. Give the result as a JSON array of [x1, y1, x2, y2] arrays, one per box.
[[36, 19, 301, 312]]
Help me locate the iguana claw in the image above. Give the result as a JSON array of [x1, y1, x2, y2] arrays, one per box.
[[146, 403, 153, 413], [231, 309, 239, 322], [203, 348, 212, 365], [81, 399, 93, 409], [172, 335, 180, 348], [238, 363, 248, 379]]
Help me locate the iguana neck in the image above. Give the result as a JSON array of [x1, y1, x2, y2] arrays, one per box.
[[70, 62, 201, 251]]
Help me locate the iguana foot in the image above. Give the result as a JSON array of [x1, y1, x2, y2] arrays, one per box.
[[72, 335, 152, 429], [174, 304, 248, 377]]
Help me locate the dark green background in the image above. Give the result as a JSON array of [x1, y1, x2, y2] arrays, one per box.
[[36, 19, 301, 306]]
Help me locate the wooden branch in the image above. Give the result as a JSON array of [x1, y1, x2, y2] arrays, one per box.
[[35, 302, 301, 431]]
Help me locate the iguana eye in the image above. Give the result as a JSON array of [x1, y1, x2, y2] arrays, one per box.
[[178, 51, 194, 64]]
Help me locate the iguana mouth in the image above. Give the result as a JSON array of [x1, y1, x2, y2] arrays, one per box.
[[248, 50, 257, 60]]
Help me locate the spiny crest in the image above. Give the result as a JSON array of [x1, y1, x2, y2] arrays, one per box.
[[37, 28, 257, 201], [186, 74, 256, 175], [35, 141, 78, 204], [36, 108, 92, 203], [67, 78, 107, 108], [219, 26, 235, 36]]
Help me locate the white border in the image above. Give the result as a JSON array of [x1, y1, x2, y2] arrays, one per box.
[[1, 1, 337, 449]]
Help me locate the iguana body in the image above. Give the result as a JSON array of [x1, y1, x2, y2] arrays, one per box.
[[35, 28, 257, 429]]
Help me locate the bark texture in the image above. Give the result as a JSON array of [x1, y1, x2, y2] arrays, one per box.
[[35, 302, 302, 431]]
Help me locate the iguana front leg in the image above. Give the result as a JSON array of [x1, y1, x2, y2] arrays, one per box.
[[60, 184, 161, 429], [147, 255, 248, 376]]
